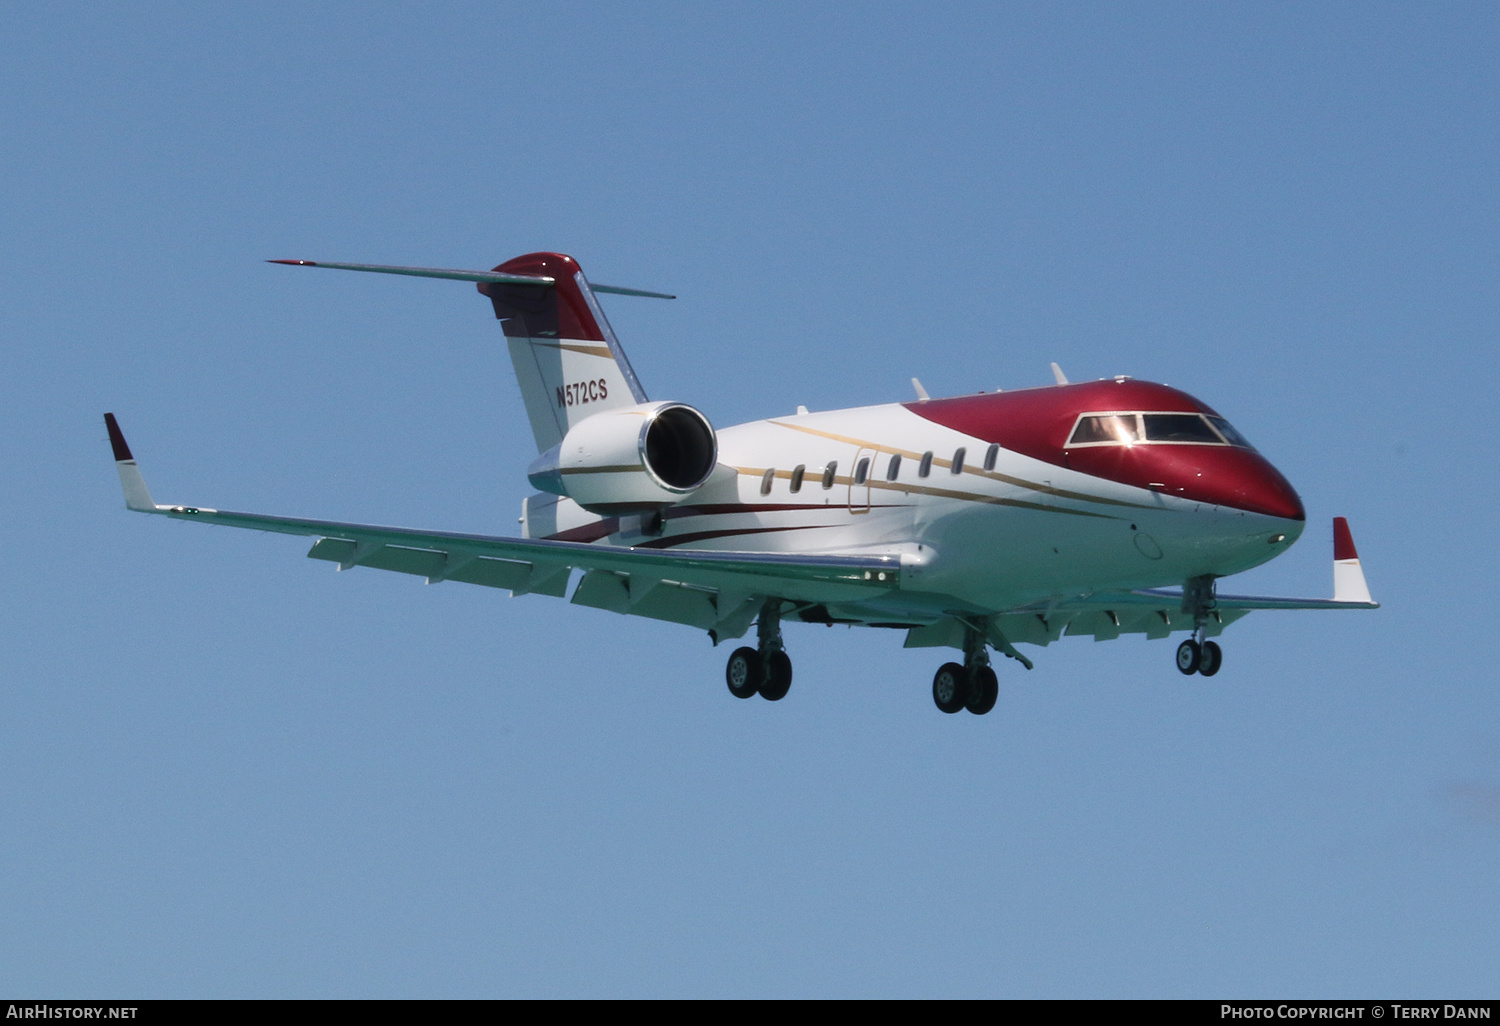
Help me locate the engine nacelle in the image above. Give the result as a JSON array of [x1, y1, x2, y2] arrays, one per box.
[[527, 401, 718, 514]]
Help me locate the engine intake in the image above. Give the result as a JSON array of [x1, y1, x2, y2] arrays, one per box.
[[528, 401, 718, 514]]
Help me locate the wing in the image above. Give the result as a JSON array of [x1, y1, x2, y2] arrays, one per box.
[[104, 414, 900, 641], [906, 517, 1378, 651]]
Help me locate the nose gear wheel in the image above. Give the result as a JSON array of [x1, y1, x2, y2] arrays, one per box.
[[760, 650, 793, 701], [932, 662, 968, 714], [725, 647, 761, 699], [966, 665, 998, 715], [1176, 639, 1201, 674]]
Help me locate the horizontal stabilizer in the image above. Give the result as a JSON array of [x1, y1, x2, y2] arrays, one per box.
[[268, 259, 674, 299], [589, 283, 676, 300], [268, 259, 553, 286]]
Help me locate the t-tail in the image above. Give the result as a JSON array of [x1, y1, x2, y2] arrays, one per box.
[[268, 251, 673, 452], [477, 252, 650, 451]]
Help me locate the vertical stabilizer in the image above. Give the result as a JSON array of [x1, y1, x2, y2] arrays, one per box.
[[478, 253, 648, 452]]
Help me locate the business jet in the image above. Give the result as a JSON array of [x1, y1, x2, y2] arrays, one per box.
[[105, 252, 1377, 715]]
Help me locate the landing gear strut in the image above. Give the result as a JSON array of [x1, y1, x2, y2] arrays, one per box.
[[724, 599, 793, 701], [1177, 576, 1225, 677]]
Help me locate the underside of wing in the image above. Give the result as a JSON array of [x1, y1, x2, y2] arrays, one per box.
[[907, 517, 1378, 652], [903, 596, 1251, 650], [189, 505, 905, 637]]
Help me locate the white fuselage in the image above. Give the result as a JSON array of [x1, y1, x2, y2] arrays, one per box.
[[524, 401, 1305, 623]]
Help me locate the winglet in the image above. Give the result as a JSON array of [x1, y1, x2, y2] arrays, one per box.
[[1332, 517, 1373, 604], [103, 413, 159, 512], [911, 378, 931, 401], [105, 411, 133, 462], [1050, 362, 1069, 385]]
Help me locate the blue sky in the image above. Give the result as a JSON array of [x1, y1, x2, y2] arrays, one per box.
[[2, 2, 1497, 997]]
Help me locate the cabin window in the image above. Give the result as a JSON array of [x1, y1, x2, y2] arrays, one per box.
[[1069, 414, 1140, 446], [854, 458, 870, 485], [1142, 414, 1222, 444], [821, 461, 837, 489], [760, 468, 776, 495], [789, 464, 806, 492], [886, 454, 902, 480], [984, 443, 999, 471], [919, 451, 933, 478], [951, 447, 966, 474]]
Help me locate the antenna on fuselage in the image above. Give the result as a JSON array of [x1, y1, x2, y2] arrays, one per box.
[[1050, 363, 1069, 385]]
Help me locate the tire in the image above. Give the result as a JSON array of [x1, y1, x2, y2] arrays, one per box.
[[726, 647, 761, 699], [966, 665, 998, 715], [760, 650, 793, 701], [1198, 640, 1222, 677], [932, 662, 968, 714], [1176, 639, 1201, 675]]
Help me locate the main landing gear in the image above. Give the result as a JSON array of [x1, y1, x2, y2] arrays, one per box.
[[931, 622, 1000, 715], [724, 599, 793, 702], [1176, 574, 1224, 677]]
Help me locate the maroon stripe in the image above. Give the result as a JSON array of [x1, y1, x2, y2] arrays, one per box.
[[667, 502, 897, 519], [544, 517, 619, 543], [544, 500, 905, 545], [635, 524, 837, 550]]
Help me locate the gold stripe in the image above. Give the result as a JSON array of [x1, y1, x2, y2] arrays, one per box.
[[530, 341, 616, 358], [728, 466, 1114, 519], [767, 420, 1154, 510]]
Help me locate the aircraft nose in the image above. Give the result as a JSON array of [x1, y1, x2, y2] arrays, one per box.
[[1241, 461, 1304, 520], [1197, 450, 1305, 521]]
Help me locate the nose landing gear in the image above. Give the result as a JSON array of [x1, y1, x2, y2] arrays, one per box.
[[1198, 640, 1222, 676], [1176, 575, 1225, 677], [723, 599, 793, 701], [1175, 637, 1224, 676]]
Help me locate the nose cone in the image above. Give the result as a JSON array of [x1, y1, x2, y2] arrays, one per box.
[[1178, 448, 1305, 520], [1066, 443, 1305, 519]]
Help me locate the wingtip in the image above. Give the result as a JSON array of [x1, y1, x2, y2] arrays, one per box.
[[1332, 516, 1373, 604], [104, 413, 158, 511], [267, 259, 316, 266], [103, 412, 133, 462]]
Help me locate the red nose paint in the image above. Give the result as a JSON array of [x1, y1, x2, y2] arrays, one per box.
[[906, 380, 1305, 521]]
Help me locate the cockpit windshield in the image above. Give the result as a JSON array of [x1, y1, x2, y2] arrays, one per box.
[[1068, 412, 1255, 450], [1142, 414, 1221, 443]]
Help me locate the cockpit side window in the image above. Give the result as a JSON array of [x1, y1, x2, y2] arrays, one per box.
[[1069, 414, 1140, 446], [1207, 416, 1255, 450]]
